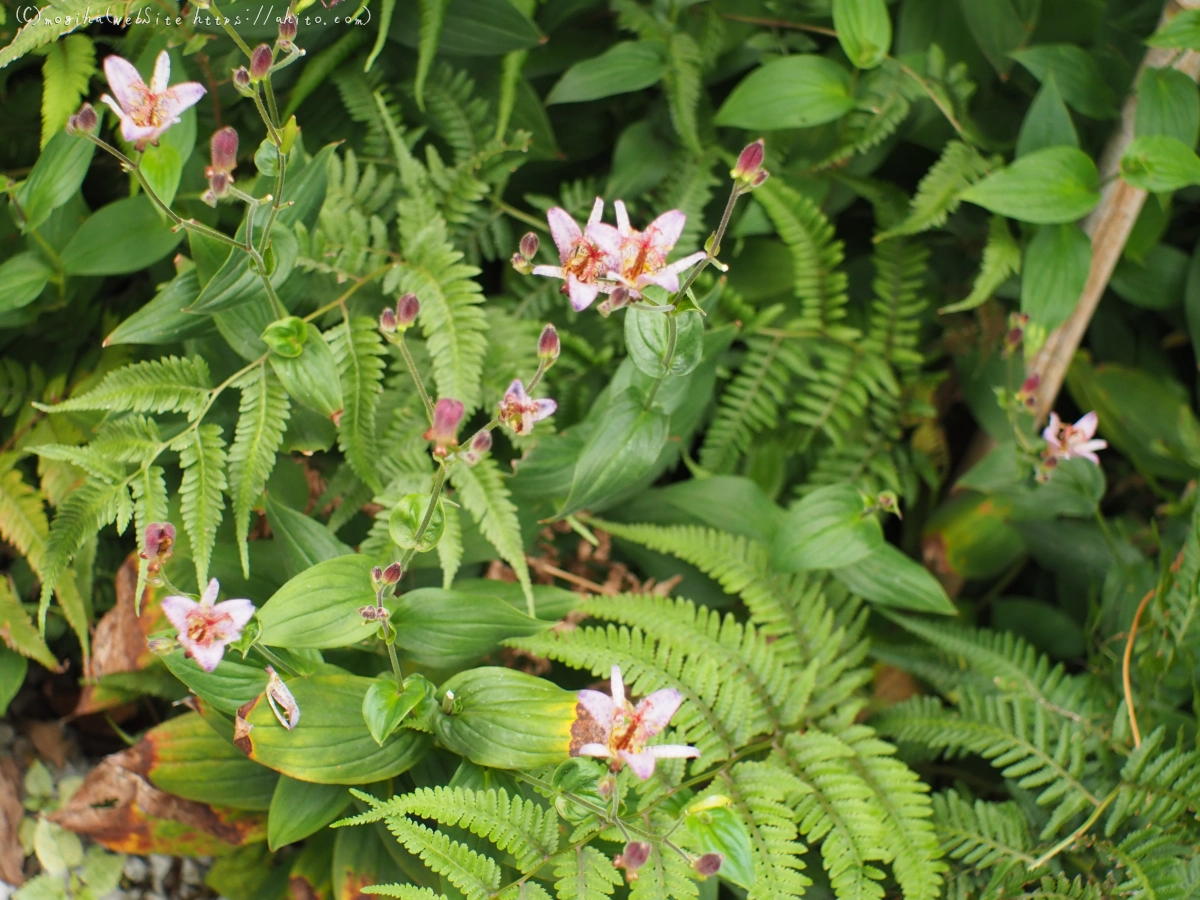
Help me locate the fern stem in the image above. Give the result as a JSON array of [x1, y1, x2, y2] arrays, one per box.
[[492, 197, 549, 233], [397, 337, 436, 423], [1028, 788, 1119, 870], [895, 61, 971, 144], [1123, 587, 1157, 748], [303, 264, 393, 323]]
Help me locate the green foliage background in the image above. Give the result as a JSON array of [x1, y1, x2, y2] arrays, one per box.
[[4, 0, 1200, 898]]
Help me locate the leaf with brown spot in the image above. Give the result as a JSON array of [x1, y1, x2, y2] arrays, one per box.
[[49, 740, 265, 855]]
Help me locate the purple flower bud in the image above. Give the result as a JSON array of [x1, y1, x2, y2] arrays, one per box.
[[463, 429, 492, 466], [597, 287, 631, 317], [371, 565, 384, 585], [511, 253, 533, 276], [424, 398, 465, 457], [206, 169, 232, 202], [210, 126, 239, 174], [618, 842, 651, 872], [520, 232, 539, 260], [733, 139, 765, 179], [381, 562, 403, 585], [278, 12, 297, 43], [750, 169, 769, 188], [379, 307, 398, 334], [140, 523, 176, 573], [250, 44, 273, 81], [233, 67, 251, 90], [693, 853, 723, 877], [537, 324, 560, 362], [67, 103, 98, 135], [396, 293, 420, 329]]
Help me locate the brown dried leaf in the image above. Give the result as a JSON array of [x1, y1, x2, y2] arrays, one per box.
[[50, 741, 265, 856], [0, 757, 25, 886]]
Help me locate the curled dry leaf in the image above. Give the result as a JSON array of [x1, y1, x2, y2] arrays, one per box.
[[49, 740, 265, 855]]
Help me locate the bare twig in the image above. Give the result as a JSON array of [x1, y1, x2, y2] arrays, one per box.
[[1028, 0, 1200, 420], [1123, 587, 1157, 748]]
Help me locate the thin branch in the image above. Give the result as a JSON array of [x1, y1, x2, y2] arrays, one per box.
[[1123, 587, 1156, 748]]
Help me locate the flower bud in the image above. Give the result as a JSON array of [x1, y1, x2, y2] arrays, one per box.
[[537, 324, 560, 362], [278, 12, 297, 44], [359, 604, 389, 622], [616, 841, 651, 875], [66, 103, 98, 135], [424, 398, 464, 458], [1015, 373, 1040, 411], [232, 67, 252, 92], [692, 853, 723, 877], [463, 429, 492, 466], [396, 293, 421, 329], [205, 169, 232, 204], [520, 232, 539, 260], [379, 307, 398, 334], [597, 287, 631, 317], [732, 139, 768, 190], [250, 44, 273, 81], [140, 523, 176, 580], [210, 126, 239, 174], [381, 562, 403, 585], [511, 252, 533, 276]]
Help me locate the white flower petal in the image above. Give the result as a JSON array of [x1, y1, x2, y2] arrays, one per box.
[[618, 749, 658, 779], [161, 595, 199, 634], [187, 641, 226, 673], [1074, 411, 1099, 439], [586, 196, 605, 228], [213, 597, 256, 633], [577, 689, 616, 738], [150, 50, 171, 95], [159, 82, 206, 120], [614, 200, 631, 235], [201, 578, 221, 606], [646, 209, 686, 254], [531, 265, 565, 279], [574, 742, 614, 759], [103, 55, 145, 112], [635, 688, 683, 737], [534, 399, 556, 422], [567, 276, 600, 311], [610, 665, 626, 708], [649, 743, 700, 759], [547, 208, 582, 260]]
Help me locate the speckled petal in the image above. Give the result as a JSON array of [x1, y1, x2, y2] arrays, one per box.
[[149, 50, 171, 95], [547, 208, 582, 260], [635, 688, 683, 737], [103, 55, 145, 112], [161, 595, 199, 634], [577, 689, 616, 739], [619, 750, 658, 779], [567, 275, 600, 311]]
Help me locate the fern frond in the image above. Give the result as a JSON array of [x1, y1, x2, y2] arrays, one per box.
[[0, 457, 50, 568], [652, 150, 717, 254], [90, 415, 162, 463], [29, 444, 124, 483], [722, 761, 811, 900], [878, 141, 993, 239], [1102, 828, 1190, 900], [228, 365, 290, 578], [37, 356, 211, 418], [552, 845, 622, 900], [437, 502, 463, 589], [420, 64, 494, 164], [628, 843, 698, 900], [330, 317, 387, 493], [131, 465, 168, 611], [40, 34, 95, 147], [413, 0, 448, 110], [933, 790, 1036, 872], [449, 458, 533, 613], [174, 424, 228, 587], [0, 0, 98, 68], [370, 786, 558, 871], [362, 886, 448, 899], [664, 32, 702, 152], [1023, 875, 1105, 900], [334, 67, 403, 159], [866, 238, 928, 371], [816, 62, 911, 171], [0, 577, 58, 670], [1108, 727, 1200, 835], [939, 216, 1020, 314], [377, 814, 501, 900]]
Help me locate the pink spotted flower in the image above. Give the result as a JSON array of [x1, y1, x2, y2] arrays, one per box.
[[595, 201, 706, 300], [532, 198, 619, 312], [1043, 411, 1107, 465], [498, 380, 555, 436], [100, 51, 206, 150], [572, 665, 699, 779], [162, 578, 255, 672]]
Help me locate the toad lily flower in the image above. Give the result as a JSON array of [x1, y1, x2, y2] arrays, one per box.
[[571, 665, 699, 779], [498, 380, 556, 436], [532, 198, 618, 312], [599, 201, 706, 300], [1043, 411, 1107, 465], [100, 51, 206, 150], [162, 579, 255, 673]]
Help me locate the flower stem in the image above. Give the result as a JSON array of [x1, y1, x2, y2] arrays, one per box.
[[209, 1, 255, 57], [642, 314, 678, 410], [399, 464, 448, 570], [397, 337, 436, 423]]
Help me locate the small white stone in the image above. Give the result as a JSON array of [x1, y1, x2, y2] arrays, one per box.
[[180, 858, 203, 885], [123, 856, 149, 883], [148, 854, 172, 889]]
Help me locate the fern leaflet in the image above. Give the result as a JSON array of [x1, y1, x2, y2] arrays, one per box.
[[228, 365, 290, 577], [174, 424, 228, 587]]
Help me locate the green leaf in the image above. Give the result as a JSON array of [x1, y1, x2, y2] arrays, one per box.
[[285, 32, 370, 118], [772, 483, 884, 572], [433, 667, 576, 769], [390, 0, 544, 56], [1146, 8, 1200, 50], [0, 252, 52, 313], [833, 0, 892, 69], [991, 598, 1085, 660], [0, 0, 102, 69], [238, 673, 431, 784], [940, 216, 1021, 314], [960, 146, 1100, 224], [1010, 44, 1117, 119], [140, 144, 184, 213], [268, 323, 344, 419], [229, 365, 291, 578], [186, 226, 297, 315], [557, 389, 669, 519], [547, 41, 665, 105], [104, 268, 217, 346], [389, 492, 446, 553], [958, 0, 1028, 75], [256, 554, 376, 649], [39, 34, 94, 148], [15, 128, 95, 232], [1112, 242, 1188, 310], [0, 646, 27, 715], [365, 0, 398, 73], [38, 355, 212, 418], [625, 309, 703, 378], [1021, 223, 1092, 333], [449, 458, 534, 613], [833, 543, 956, 614], [683, 803, 755, 889], [715, 55, 855, 130], [0, 578, 58, 670], [175, 424, 229, 587], [390, 588, 550, 668], [60, 196, 185, 276], [263, 494, 353, 579], [362, 678, 425, 745], [161, 651, 269, 715], [330, 317, 387, 493], [880, 141, 993, 239], [268, 776, 350, 850], [1015, 74, 1078, 157], [145, 712, 278, 811], [1120, 135, 1200, 192], [412, 0, 449, 107], [1135, 67, 1200, 148]]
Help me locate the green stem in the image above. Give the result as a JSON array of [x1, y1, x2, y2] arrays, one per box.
[[304, 264, 393, 322], [1028, 788, 1118, 870], [642, 314, 678, 410], [209, 1, 255, 57], [397, 336, 435, 422], [386, 641, 403, 686], [259, 154, 287, 256]]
